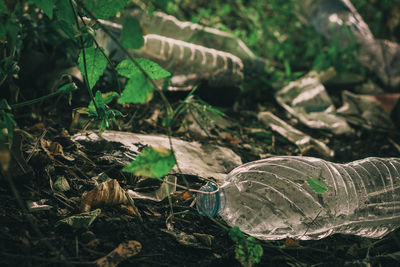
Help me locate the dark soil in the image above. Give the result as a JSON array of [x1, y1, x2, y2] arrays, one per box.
[[1, 72, 400, 267]]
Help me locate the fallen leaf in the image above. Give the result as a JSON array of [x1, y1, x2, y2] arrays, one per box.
[[94, 240, 142, 267], [284, 237, 299, 248], [87, 238, 100, 248], [53, 176, 70, 192], [120, 204, 139, 216], [161, 229, 211, 249], [80, 179, 128, 212], [28, 123, 45, 132], [127, 175, 176, 202], [56, 209, 101, 229], [180, 191, 192, 200], [223, 133, 240, 146], [41, 139, 74, 161]]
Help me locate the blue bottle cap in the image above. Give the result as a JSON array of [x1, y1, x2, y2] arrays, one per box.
[[196, 183, 220, 217]]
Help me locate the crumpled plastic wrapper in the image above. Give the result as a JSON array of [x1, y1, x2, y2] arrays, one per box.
[[337, 91, 400, 129], [72, 131, 242, 184], [258, 111, 334, 158], [300, 0, 400, 88], [127, 175, 176, 202], [275, 70, 352, 135]]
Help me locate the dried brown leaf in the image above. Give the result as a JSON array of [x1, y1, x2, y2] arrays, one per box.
[[94, 240, 142, 267], [80, 179, 128, 212]]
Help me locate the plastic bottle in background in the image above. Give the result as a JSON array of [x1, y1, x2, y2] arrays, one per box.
[[119, 10, 258, 63], [93, 10, 267, 90], [298, 0, 400, 87], [196, 156, 400, 240]]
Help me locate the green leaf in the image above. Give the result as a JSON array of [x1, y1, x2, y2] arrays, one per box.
[[86, 91, 121, 131], [94, 90, 107, 116], [0, 0, 8, 15], [87, 91, 119, 117], [121, 18, 144, 49], [55, 0, 75, 25], [122, 146, 176, 178], [85, 0, 130, 19], [116, 58, 171, 80], [229, 226, 245, 243], [0, 99, 11, 111], [78, 47, 108, 89], [53, 20, 76, 38], [56, 209, 101, 229], [32, 0, 55, 19], [307, 177, 328, 194], [101, 91, 120, 104], [118, 73, 154, 104]]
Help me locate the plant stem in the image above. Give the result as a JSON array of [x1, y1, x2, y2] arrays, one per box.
[[69, 0, 99, 114]]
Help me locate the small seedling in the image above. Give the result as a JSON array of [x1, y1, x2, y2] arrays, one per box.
[[229, 226, 263, 267]]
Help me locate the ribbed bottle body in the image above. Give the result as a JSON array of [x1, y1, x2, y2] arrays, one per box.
[[216, 156, 400, 240]]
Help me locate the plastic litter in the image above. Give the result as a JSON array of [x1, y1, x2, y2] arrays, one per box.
[[118, 10, 258, 63], [27, 199, 52, 212], [275, 70, 352, 135], [257, 111, 334, 158], [196, 156, 400, 240], [337, 91, 400, 130], [94, 10, 266, 90], [72, 131, 242, 183], [300, 0, 400, 88]]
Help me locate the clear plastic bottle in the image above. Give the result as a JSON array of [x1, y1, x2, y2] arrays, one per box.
[[196, 156, 400, 240], [93, 10, 268, 90]]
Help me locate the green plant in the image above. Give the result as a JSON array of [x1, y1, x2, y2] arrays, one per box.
[[0, 0, 174, 136], [162, 87, 225, 136], [312, 25, 363, 74], [229, 226, 263, 267]]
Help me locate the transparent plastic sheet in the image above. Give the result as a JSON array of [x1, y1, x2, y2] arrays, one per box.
[[93, 10, 268, 90], [299, 0, 400, 88], [257, 111, 334, 158], [275, 70, 353, 135]]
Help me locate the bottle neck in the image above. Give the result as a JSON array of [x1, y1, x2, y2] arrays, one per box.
[[196, 184, 222, 217]]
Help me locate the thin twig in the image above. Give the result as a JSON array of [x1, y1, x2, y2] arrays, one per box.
[[299, 209, 322, 239], [26, 129, 47, 163]]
